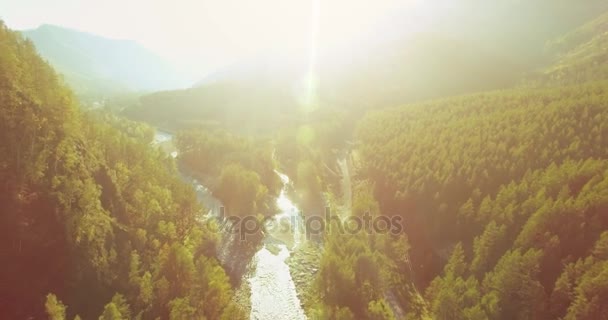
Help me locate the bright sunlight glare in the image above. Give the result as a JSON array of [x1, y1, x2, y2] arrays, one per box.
[[1, 0, 416, 75], [305, 0, 321, 108]]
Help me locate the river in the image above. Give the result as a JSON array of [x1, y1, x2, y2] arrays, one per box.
[[153, 130, 306, 320]]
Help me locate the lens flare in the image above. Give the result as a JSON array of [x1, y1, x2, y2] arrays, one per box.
[[305, 0, 321, 110]]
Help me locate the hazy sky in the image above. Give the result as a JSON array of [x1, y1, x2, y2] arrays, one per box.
[[1, 0, 414, 75]]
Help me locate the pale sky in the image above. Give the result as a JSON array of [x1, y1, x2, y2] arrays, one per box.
[[0, 0, 415, 75]]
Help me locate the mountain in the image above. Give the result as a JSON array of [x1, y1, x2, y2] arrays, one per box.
[[21, 24, 188, 101], [125, 0, 608, 131], [124, 33, 524, 133]]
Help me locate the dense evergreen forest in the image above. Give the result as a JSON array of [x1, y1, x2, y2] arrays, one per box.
[[0, 22, 244, 319], [353, 83, 608, 319]]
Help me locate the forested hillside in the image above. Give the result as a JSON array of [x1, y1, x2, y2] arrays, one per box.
[[350, 14, 608, 319], [534, 12, 608, 86], [124, 81, 301, 133], [0, 22, 243, 319]]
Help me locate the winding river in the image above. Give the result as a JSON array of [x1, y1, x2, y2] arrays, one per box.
[[249, 171, 306, 320], [153, 130, 306, 320]]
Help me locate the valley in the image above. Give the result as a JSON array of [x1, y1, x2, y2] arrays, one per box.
[[2, 1, 608, 319]]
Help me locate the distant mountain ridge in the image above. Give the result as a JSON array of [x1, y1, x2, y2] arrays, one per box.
[[21, 24, 189, 100], [123, 31, 531, 132]]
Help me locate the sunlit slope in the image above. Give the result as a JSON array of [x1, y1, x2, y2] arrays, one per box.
[[533, 11, 608, 85], [22, 24, 186, 100], [0, 21, 238, 319], [286, 5, 608, 317], [125, 34, 523, 131], [125, 66, 302, 133], [358, 82, 608, 237], [355, 69, 608, 320]]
